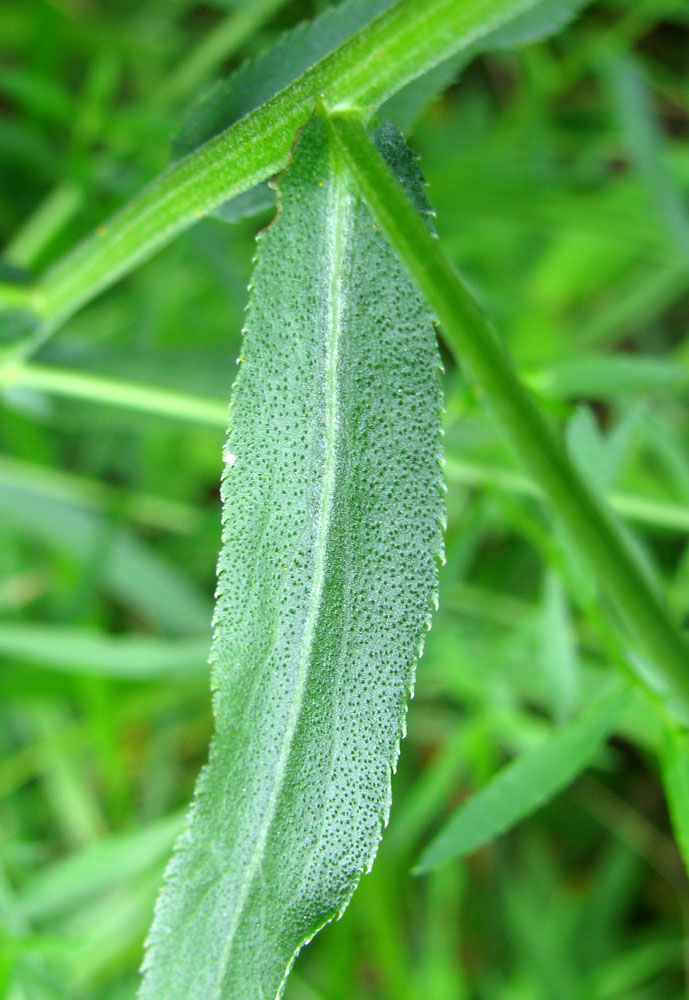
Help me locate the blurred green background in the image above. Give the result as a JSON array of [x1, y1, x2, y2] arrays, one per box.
[[2, 1, 689, 997]]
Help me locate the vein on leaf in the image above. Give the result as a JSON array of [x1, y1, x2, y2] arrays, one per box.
[[211, 153, 350, 998]]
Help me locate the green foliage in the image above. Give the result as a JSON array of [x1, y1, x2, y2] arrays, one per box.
[[416, 686, 628, 871], [2, 1, 689, 999], [660, 725, 689, 877], [174, 0, 594, 219], [140, 116, 443, 999], [172, 0, 395, 157], [326, 109, 689, 719]]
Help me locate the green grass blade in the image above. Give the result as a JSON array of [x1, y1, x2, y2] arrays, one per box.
[[325, 110, 689, 722], [0, 473, 211, 634], [17, 812, 185, 922], [0, 624, 208, 681], [415, 687, 628, 872], [606, 56, 689, 261], [139, 117, 444, 1000], [659, 724, 689, 878]]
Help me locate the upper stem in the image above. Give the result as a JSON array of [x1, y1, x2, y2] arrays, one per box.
[[13, 0, 540, 358], [324, 109, 689, 722]]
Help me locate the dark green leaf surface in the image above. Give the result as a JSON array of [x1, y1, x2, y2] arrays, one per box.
[[415, 687, 628, 872], [140, 117, 444, 1000]]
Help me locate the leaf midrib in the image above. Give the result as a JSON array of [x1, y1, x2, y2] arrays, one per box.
[[211, 163, 351, 999]]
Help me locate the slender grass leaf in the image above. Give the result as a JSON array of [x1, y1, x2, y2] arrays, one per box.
[[0, 624, 208, 681], [0, 477, 211, 634], [531, 353, 688, 400], [0, 263, 42, 359], [0, 308, 41, 348], [607, 57, 689, 261], [539, 572, 579, 724], [140, 116, 444, 1000], [415, 688, 628, 872], [18, 812, 186, 922], [659, 724, 689, 878]]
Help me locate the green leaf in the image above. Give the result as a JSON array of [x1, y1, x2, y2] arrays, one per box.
[[175, 0, 592, 156], [415, 687, 628, 872], [532, 353, 687, 400], [326, 109, 689, 719], [18, 812, 186, 922], [0, 624, 208, 681], [140, 117, 444, 1000], [30, 0, 579, 335], [0, 262, 42, 359], [606, 56, 689, 261], [659, 724, 689, 878], [0, 468, 211, 634], [173, 0, 396, 223], [0, 307, 40, 348]]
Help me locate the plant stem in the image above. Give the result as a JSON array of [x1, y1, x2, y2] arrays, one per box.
[[445, 456, 689, 534], [15, 0, 539, 354], [3, 359, 686, 535], [325, 110, 689, 719], [3, 362, 228, 427]]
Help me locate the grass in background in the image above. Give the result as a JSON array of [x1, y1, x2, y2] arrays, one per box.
[[1, 0, 689, 996]]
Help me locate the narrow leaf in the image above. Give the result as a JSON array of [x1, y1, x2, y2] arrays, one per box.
[[18, 812, 186, 922], [415, 688, 628, 872], [140, 117, 444, 1000], [0, 624, 208, 680], [659, 724, 689, 878], [0, 474, 211, 634]]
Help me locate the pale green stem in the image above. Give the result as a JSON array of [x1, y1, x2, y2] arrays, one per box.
[[325, 110, 689, 720], [3, 362, 228, 427], [10, 0, 540, 357], [445, 456, 689, 534], [3, 359, 685, 535]]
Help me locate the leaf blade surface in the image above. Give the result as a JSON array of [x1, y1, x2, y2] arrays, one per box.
[[140, 117, 444, 1000]]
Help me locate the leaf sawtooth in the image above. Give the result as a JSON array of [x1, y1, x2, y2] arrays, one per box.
[[139, 116, 444, 1000]]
